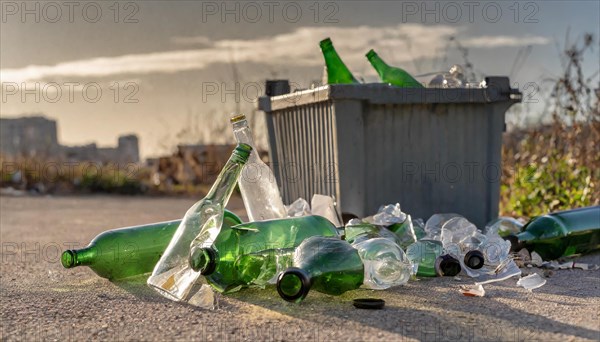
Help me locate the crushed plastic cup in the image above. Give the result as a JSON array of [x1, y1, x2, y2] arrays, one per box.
[[517, 273, 546, 291], [286, 198, 311, 217], [311, 194, 342, 227], [424, 213, 462, 240]]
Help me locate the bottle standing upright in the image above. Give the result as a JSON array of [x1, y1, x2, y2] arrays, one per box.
[[230, 114, 287, 221], [147, 144, 252, 302], [61, 210, 242, 280], [366, 49, 423, 88], [319, 38, 359, 84]]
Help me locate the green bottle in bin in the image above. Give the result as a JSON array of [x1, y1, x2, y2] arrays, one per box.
[[366, 49, 424, 88], [320, 38, 359, 84], [61, 210, 242, 281], [189, 215, 339, 293], [508, 206, 600, 260]]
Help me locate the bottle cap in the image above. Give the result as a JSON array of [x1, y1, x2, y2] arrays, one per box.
[[229, 114, 246, 123], [277, 267, 311, 302], [435, 254, 461, 277], [353, 298, 385, 310], [464, 250, 485, 269]]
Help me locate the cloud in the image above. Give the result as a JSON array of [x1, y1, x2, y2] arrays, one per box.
[[1, 25, 550, 83], [170, 36, 213, 46], [461, 35, 550, 48]]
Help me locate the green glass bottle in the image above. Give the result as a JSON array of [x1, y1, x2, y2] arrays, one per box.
[[147, 144, 252, 301], [189, 215, 339, 293], [344, 222, 403, 247], [509, 206, 600, 260], [277, 236, 412, 302], [366, 49, 423, 88], [277, 237, 364, 302], [406, 239, 443, 277], [60, 210, 242, 281], [320, 38, 359, 84]]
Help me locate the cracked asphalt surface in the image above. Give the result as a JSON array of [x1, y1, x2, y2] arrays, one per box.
[[1, 195, 599, 341]]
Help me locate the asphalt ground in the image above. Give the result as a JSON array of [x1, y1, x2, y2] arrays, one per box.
[[1, 195, 599, 341]]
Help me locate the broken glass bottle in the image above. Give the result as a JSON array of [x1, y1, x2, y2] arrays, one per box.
[[147, 144, 251, 302], [188, 215, 339, 293]]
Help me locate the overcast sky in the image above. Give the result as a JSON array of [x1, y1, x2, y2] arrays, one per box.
[[1, 1, 599, 158]]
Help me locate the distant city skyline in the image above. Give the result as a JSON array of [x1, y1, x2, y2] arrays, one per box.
[[2, 1, 599, 158]]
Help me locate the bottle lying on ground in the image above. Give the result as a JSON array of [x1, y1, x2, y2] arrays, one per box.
[[508, 206, 600, 260], [230, 114, 287, 221], [189, 215, 340, 293], [366, 49, 423, 88], [61, 210, 242, 281], [320, 37, 359, 84], [277, 236, 412, 303], [406, 239, 444, 277], [147, 144, 252, 302]]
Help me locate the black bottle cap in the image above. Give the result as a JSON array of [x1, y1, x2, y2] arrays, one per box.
[[353, 298, 385, 310], [189, 247, 217, 275], [435, 254, 462, 277], [277, 267, 311, 302], [464, 250, 485, 269]]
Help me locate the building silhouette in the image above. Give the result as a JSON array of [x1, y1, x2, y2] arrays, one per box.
[[0, 116, 139, 164]]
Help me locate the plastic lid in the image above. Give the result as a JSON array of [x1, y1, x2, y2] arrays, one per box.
[[229, 114, 246, 123], [464, 250, 485, 269], [353, 298, 385, 310]]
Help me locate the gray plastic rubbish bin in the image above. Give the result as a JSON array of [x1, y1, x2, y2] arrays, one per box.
[[258, 77, 521, 228]]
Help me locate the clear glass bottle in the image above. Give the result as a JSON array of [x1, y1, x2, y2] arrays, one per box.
[[147, 144, 251, 302], [230, 114, 287, 221]]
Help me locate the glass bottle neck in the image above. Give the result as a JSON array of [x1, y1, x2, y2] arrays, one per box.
[[204, 151, 247, 204], [367, 53, 390, 75], [322, 46, 348, 71], [277, 267, 312, 302], [189, 247, 217, 274], [232, 120, 255, 146], [61, 246, 95, 268]]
